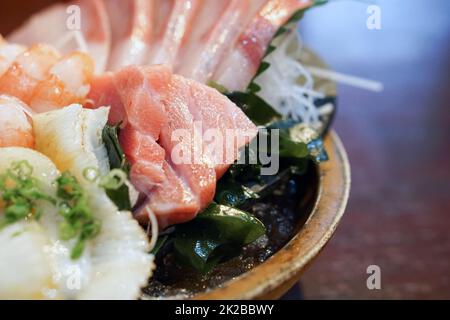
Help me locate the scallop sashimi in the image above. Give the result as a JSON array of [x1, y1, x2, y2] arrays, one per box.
[[8, 0, 111, 74], [0, 221, 55, 299], [0, 95, 34, 148], [0, 147, 153, 299], [0, 148, 60, 299]]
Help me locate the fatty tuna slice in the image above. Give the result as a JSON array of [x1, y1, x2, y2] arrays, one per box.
[[159, 77, 217, 210], [86, 72, 125, 125], [113, 65, 170, 139], [173, 75, 258, 178], [142, 161, 200, 229], [119, 125, 166, 195]]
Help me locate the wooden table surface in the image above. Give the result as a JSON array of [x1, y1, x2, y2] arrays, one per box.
[[1, 0, 449, 300]]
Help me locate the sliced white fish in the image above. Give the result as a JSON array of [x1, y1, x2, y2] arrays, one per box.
[[106, 0, 154, 70]]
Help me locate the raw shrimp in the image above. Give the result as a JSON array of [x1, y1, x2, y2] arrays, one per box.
[[0, 44, 60, 104], [0, 95, 34, 148], [30, 51, 94, 112], [0, 35, 26, 78], [0, 39, 94, 113]]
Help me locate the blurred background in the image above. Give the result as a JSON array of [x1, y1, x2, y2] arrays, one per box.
[[1, 0, 449, 299], [295, 0, 450, 299]]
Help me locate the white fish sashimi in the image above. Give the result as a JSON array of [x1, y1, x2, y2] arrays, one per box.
[[177, 0, 251, 83], [106, 0, 154, 70], [149, 0, 202, 67], [213, 0, 313, 91]]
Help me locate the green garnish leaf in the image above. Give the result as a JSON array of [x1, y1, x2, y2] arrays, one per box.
[[102, 125, 133, 210], [227, 91, 281, 126], [102, 124, 130, 173], [207, 81, 229, 94], [105, 184, 131, 211], [100, 169, 131, 211], [268, 120, 329, 163], [172, 204, 266, 274], [215, 180, 259, 208], [151, 234, 169, 255]]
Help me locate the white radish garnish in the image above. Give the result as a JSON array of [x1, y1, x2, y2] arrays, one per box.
[[254, 31, 325, 128]]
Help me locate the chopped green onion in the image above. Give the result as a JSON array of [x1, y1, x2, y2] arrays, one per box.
[[0, 161, 55, 229], [99, 169, 127, 191], [56, 171, 101, 259], [82, 167, 100, 182]]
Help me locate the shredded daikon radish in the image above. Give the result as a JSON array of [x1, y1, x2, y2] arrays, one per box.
[[146, 206, 159, 252], [254, 31, 325, 129]]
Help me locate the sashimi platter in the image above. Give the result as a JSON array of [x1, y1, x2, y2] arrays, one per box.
[[0, 0, 347, 300]]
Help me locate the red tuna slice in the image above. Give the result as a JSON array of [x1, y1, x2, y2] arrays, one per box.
[[159, 77, 217, 210], [174, 75, 258, 178], [137, 161, 200, 229], [149, 0, 202, 67], [9, 0, 111, 74], [119, 125, 166, 195], [213, 0, 313, 91], [106, 0, 154, 70], [113, 65, 171, 139], [86, 72, 126, 125]]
